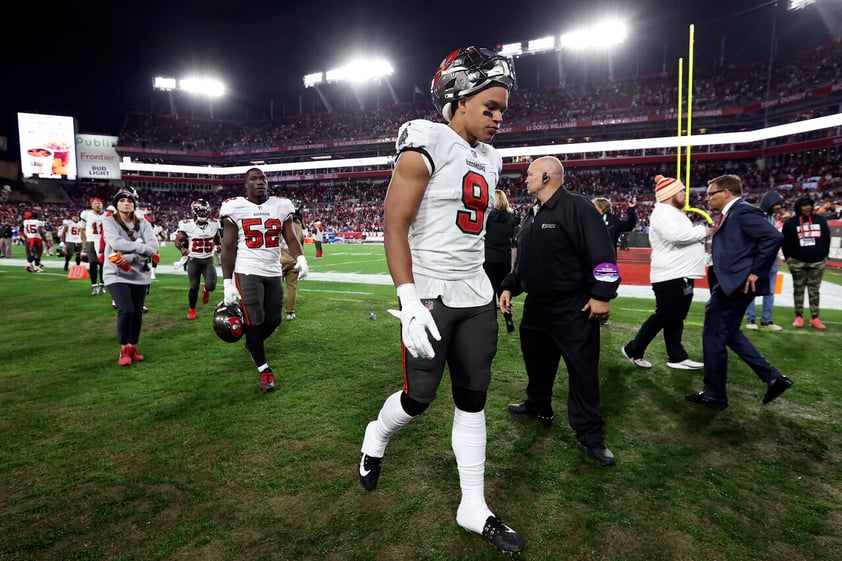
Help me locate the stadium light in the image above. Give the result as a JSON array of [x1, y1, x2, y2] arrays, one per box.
[[302, 57, 394, 87], [559, 19, 628, 50], [153, 77, 177, 91], [528, 36, 556, 53], [153, 75, 226, 117], [303, 72, 324, 88], [179, 77, 226, 98], [499, 42, 523, 57]]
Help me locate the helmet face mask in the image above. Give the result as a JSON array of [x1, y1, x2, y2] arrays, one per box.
[[290, 199, 303, 220], [213, 301, 245, 343], [431, 46, 516, 122], [191, 199, 211, 222]]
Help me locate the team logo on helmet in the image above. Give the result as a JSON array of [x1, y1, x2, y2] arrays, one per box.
[[213, 301, 245, 343]]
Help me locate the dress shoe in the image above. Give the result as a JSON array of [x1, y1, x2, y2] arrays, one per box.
[[578, 441, 616, 467], [762, 376, 793, 405], [685, 391, 728, 409], [507, 402, 554, 424]]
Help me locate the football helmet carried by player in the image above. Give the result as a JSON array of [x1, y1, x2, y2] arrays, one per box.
[[191, 199, 211, 223], [291, 199, 302, 218], [430, 46, 516, 122], [112, 186, 139, 209], [213, 301, 244, 343]]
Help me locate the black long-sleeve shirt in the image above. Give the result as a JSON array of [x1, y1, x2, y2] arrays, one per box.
[[501, 187, 620, 301], [604, 206, 637, 248]]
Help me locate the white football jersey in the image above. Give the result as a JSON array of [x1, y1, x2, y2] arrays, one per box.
[[21, 218, 45, 240], [79, 209, 104, 243], [219, 196, 294, 276], [395, 119, 500, 304], [177, 219, 220, 259], [62, 219, 84, 243]]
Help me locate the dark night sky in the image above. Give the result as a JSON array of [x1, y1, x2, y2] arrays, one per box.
[[1, 0, 833, 158]]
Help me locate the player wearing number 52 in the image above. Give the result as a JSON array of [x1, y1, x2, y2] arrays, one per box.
[[219, 167, 309, 393]]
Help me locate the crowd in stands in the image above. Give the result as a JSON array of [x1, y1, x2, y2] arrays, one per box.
[[118, 42, 842, 154], [5, 42, 842, 246], [3, 152, 841, 249]]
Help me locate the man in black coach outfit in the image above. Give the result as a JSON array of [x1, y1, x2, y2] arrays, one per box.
[[500, 156, 621, 467]]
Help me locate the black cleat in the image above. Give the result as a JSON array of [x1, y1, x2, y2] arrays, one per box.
[[481, 516, 526, 553], [358, 452, 382, 491]]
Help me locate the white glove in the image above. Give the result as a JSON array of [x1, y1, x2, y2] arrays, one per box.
[[173, 255, 188, 271], [295, 254, 309, 280], [59, 242, 66, 250], [223, 278, 241, 305], [387, 283, 442, 360]]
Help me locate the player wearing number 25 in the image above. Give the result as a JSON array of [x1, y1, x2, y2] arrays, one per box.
[[219, 167, 309, 393]]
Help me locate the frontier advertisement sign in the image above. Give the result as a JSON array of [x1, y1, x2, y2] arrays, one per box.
[[76, 134, 121, 180]]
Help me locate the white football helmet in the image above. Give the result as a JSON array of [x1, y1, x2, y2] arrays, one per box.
[[431, 46, 516, 122]]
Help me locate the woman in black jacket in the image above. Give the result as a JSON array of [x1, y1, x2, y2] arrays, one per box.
[[592, 196, 637, 251], [484, 189, 519, 332]]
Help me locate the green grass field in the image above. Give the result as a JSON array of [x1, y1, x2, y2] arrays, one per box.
[[1, 243, 841, 561]]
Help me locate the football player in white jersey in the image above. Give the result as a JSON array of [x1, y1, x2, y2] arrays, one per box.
[[21, 210, 47, 272], [357, 47, 525, 553], [174, 199, 222, 320], [80, 197, 106, 294], [60, 212, 84, 272], [219, 167, 309, 393]]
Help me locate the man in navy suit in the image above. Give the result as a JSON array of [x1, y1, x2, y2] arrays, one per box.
[[686, 175, 793, 408]]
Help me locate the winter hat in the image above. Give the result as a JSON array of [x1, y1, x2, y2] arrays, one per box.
[[654, 175, 685, 203]]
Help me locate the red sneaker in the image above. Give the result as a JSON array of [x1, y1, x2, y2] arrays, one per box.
[[792, 316, 804, 328], [187, 308, 197, 320], [202, 285, 210, 304], [118, 345, 133, 366], [809, 317, 826, 330], [129, 345, 144, 362], [260, 369, 275, 393]]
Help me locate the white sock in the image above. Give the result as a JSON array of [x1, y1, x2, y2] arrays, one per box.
[[361, 390, 412, 458], [453, 408, 493, 534], [257, 363, 269, 372]]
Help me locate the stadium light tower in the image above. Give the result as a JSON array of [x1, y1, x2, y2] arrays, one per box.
[[179, 77, 226, 118], [499, 18, 629, 85], [559, 19, 629, 80], [302, 57, 395, 111], [153, 75, 226, 118], [153, 76, 178, 116]]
